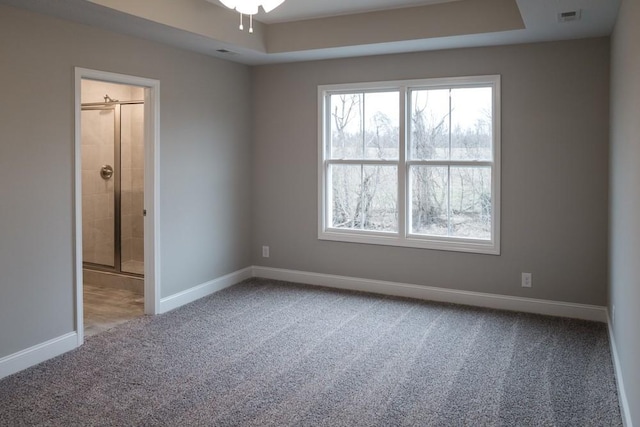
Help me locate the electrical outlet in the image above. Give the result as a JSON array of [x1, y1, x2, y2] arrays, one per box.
[[262, 246, 270, 258], [521, 272, 532, 288]]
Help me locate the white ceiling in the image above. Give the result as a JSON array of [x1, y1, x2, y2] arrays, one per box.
[[0, 0, 621, 65]]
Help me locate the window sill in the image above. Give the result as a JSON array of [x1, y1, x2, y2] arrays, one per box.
[[319, 229, 500, 255]]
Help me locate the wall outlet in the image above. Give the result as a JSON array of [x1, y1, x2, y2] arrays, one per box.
[[521, 272, 532, 288], [262, 245, 270, 258]]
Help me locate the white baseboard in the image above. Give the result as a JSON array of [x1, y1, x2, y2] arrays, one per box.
[[0, 332, 78, 380], [606, 312, 634, 427], [0, 268, 253, 379], [159, 267, 253, 314], [0, 265, 610, 384], [252, 266, 608, 322]]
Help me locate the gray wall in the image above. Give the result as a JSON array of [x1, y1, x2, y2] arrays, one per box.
[[0, 4, 252, 358], [252, 38, 610, 306], [610, 0, 640, 423]]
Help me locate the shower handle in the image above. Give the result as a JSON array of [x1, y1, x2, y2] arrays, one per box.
[[100, 164, 114, 180]]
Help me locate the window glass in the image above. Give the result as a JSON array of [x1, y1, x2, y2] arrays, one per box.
[[320, 76, 500, 254]]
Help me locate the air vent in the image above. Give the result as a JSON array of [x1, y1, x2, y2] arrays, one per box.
[[558, 10, 581, 23]]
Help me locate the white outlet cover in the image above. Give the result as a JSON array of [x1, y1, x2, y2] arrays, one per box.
[[522, 273, 532, 288]]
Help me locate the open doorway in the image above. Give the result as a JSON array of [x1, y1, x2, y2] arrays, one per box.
[[74, 68, 160, 344], [81, 80, 145, 336]]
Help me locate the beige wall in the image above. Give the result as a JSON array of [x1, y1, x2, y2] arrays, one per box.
[[0, 4, 252, 358], [252, 38, 610, 306], [610, 0, 640, 423]]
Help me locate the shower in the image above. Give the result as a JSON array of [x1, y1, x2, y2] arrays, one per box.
[[81, 85, 145, 277]]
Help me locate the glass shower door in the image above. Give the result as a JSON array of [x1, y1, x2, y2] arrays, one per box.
[[120, 103, 145, 275]]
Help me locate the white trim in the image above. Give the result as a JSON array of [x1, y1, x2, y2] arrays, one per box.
[[73, 70, 84, 345], [1, 267, 252, 378], [317, 75, 501, 255], [143, 81, 162, 316], [1, 268, 614, 385], [318, 230, 500, 255], [318, 75, 501, 93], [606, 311, 634, 427], [252, 266, 607, 322], [158, 267, 254, 314], [0, 333, 77, 380], [73, 68, 161, 346]]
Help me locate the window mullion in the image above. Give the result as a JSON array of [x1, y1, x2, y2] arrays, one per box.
[[447, 89, 452, 236], [325, 160, 331, 230], [407, 160, 493, 167], [360, 164, 365, 230], [448, 88, 452, 160], [447, 165, 452, 236], [328, 159, 397, 165], [361, 93, 365, 159], [356, 92, 367, 230], [399, 86, 407, 239], [360, 94, 365, 231]]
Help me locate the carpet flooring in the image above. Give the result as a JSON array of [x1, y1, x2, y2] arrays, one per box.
[[0, 278, 622, 426]]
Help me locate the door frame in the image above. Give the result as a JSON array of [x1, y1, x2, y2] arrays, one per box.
[[74, 67, 161, 345]]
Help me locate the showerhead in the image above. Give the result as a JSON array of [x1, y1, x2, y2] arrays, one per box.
[[103, 94, 119, 103]]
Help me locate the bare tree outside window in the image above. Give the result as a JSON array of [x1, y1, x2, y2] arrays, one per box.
[[410, 87, 493, 239], [329, 92, 398, 232]]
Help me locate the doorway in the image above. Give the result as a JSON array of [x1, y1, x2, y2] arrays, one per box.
[[74, 68, 160, 344], [81, 81, 145, 276], [81, 80, 145, 336]]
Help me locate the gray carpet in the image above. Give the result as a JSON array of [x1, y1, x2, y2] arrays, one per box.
[[0, 278, 622, 426]]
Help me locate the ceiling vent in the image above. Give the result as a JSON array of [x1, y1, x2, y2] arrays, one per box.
[[558, 10, 581, 23]]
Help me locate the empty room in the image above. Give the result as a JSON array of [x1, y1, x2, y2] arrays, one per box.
[[0, 0, 637, 425]]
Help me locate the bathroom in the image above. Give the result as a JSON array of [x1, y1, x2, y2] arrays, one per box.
[[81, 79, 145, 336]]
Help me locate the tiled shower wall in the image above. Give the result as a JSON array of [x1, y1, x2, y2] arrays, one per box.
[[81, 107, 115, 266], [81, 80, 144, 275]]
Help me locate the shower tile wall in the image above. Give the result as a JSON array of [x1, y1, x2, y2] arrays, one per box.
[[82, 109, 115, 266], [82, 80, 144, 274]]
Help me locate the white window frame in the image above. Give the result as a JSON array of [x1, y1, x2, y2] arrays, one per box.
[[318, 75, 501, 255]]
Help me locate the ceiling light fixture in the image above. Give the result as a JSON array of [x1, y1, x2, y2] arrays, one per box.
[[218, 0, 285, 33]]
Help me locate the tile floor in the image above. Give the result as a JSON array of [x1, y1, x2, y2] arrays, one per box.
[[121, 260, 144, 275], [84, 284, 144, 337]]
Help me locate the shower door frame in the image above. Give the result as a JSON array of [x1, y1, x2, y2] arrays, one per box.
[[74, 68, 161, 346], [81, 101, 144, 277]]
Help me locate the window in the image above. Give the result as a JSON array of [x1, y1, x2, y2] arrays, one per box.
[[318, 76, 500, 254]]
